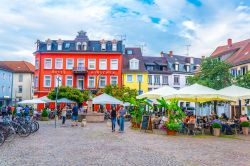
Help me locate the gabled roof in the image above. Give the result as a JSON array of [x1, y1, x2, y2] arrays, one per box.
[[210, 38, 250, 66], [0, 61, 35, 73]]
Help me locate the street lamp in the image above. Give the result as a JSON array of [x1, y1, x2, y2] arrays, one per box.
[[55, 75, 61, 128]]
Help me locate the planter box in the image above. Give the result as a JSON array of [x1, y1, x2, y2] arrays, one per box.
[[167, 129, 177, 136], [41, 117, 49, 121], [213, 128, 220, 136], [242, 127, 249, 136]]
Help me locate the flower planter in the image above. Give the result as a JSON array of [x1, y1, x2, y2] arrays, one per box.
[[41, 117, 49, 121], [167, 129, 177, 136], [131, 122, 141, 129], [242, 127, 249, 136], [213, 128, 221, 136]]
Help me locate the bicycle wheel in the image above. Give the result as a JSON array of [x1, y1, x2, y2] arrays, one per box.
[[0, 132, 5, 146], [5, 126, 16, 142], [17, 125, 30, 137], [33, 121, 39, 132]]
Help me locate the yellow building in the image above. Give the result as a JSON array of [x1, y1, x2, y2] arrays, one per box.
[[122, 48, 148, 94]]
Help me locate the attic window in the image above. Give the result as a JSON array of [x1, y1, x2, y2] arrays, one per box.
[[65, 43, 70, 49], [129, 59, 139, 70], [127, 50, 133, 55]]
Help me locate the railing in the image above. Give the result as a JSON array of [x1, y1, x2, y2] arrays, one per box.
[[73, 67, 87, 74]]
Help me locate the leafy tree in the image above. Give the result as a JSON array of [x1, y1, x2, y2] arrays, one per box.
[[236, 71, 250, 89], [187, 58, 232, 90]]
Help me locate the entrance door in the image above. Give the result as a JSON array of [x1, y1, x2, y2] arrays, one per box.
[[77, 76, 84, 90]]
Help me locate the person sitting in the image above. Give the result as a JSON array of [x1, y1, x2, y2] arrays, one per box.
[[240, 115, 248, 122], [187, 115, 196, 135], [220, 113, 228, 121]]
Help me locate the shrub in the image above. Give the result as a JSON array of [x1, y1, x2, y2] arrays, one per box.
[[240, 121, 250, 127], [212, 122, 222, 128], [41, 109, 49, 117], [166, 122, 182, 131]]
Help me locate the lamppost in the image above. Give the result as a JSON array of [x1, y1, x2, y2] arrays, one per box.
[[55, 75, 61, 128]]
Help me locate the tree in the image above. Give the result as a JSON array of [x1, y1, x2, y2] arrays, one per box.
[[187, 58, 232, 90], [47, 86, 89, 104], [236, 71, 250, 89]]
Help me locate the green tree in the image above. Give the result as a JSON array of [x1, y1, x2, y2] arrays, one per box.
[[236, 71, 250, 88], [48, 86, 89, 104], [187, 58, 232, 90]]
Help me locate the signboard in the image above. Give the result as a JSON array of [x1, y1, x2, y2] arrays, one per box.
[[89, 71, 116, 75], [140, 115, 152, 132]]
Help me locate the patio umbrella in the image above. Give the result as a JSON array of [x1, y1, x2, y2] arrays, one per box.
[[38, 96, 54, 103], [92, 93, 123, 105], [57, 98, 76, 103], [137, 85, 178, 99], [218, 85, 250, 100], [164, 83, 234, 102], [18, 99, 46, 104]]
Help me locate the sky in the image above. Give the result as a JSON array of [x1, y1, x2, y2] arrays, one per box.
[[0, 0, 250, 63]]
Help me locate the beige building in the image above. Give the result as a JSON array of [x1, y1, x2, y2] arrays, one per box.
[[0, 61, 35, 104]]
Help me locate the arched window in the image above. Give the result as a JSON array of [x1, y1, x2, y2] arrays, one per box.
[[129, 58, 139, 70], [82, 42, 87, 51], [76, 42, 82, 51]]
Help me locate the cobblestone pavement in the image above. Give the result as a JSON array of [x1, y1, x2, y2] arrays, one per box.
[[1, 121, 250, 166]]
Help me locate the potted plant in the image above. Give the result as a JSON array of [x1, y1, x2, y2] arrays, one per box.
[[157, 98, 185, 136], [240, 121, 250, 136], [212, 122, 221, 136], [41, 109, 49, 121]]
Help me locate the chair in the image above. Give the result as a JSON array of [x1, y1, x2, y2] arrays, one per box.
[[187, 123, 195, 135]]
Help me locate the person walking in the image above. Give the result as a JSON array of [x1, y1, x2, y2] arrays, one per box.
[[61, 106, 67, 126], [111, 107, 117, 132], [72, 104, 79, 127], [24, 105, 30, 121], [1, 106, 7, 118], [119, 105, 127, 133]]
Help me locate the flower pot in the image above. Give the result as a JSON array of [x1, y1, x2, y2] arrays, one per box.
[[242, 127, 249, 136], [41, 117, 49, 121], [131, 122, 140, 128], [167, 129, 176, 136], [213, 128, 220, 136]]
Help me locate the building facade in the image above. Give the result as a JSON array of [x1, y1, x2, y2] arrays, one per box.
[[143, 51, 201, 91], [122, 48, 148, 94], [0, 68, 13, 106], [34, 31, 123, 98], [0, 61, 34, 104]]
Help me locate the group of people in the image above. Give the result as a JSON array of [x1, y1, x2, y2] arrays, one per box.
[[1, 105, 34, 121], [110, 105, 127, 133], [60, 104, 79, 127]]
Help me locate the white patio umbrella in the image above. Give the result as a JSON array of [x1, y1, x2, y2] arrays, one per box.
[[92, 93, 123, 105], [18, 99, 46, 104], [218, 85, 250, 100], [38, 96, 54, 103], [137, 85, 178, 99], [164, 83, 234, 102], [57, 98, 76, 103]]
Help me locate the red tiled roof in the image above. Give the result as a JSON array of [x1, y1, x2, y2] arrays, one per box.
[[0, 61, 35, 73], [210, 38, 250, 66]]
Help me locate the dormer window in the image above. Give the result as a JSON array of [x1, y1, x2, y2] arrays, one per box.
[[174, 62, 179, 71], [82, 42, 87, 51], [46, 39, 52, 51], [76, 42, 82, 51], [186, 64, 190, 72], [112, 39, 117, 51], [127, 50, 133, 55], [57, 39, 63, 51], [190, 57, 194, 64], [100, 39, 106, 51], [129, 58, 139, 70]]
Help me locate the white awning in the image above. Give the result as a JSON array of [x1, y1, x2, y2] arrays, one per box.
[[218, 85, 250, 100], [137, 85, 178, 99], [92, 93, 123, 105]]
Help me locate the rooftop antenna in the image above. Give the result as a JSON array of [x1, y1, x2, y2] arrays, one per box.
[[185, 44, 191, 57], [136, 43, 147, 53], [115, 34, 126, 41]]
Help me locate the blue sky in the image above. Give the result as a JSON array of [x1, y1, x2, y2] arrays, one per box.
[[0, 0, 250, 63]]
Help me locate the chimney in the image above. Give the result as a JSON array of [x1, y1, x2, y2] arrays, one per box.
[[160, 51, 164, 57], [169, 50, 173, 57], [227, 38, 232, 47]]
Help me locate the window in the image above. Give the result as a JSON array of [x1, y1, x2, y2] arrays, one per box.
[[34, 76, 38, 88], [110, 59, 118, 70], [82, 42, 87, 51], [44, 58, 52, 69], [146, 66, 154, 71], [55, 58, 63, 69], [186, 65, 190, 72], [241, 66, 248, 75], [99, 59, 107, 70], [148, 75, 153, 85], [162, 75, 168, 85], [44, 75, 51, 87], [35, 59, 39, 69], [18, 86, 22, 93], [174, 75, 180, 85], [127, 75, 133, 82], [76, 42, 82, 50], [77, 59, 85, 68], [88, 59, 96, 70], [65, 43, 70, 49], [154, 75, 160, 85], [47, 44, 51, 51], [77, 76, 84, 90], [66, 59, 74, 69], [129, 59, 139, 70], [58, 43, 62, 50], [110, 76, 118, 85], [101, 43, 106, 51], [19, 74, 23, 82], [66, 76, 73, 87], [54, 76, 62, 87], [185, 76, 189, 85], [88, 76, 95, 88], [175, 64, 179, 71], [127, 50, 133, 55], [231, 68, 237, 77], [137, 75, 143, 82], [99, 76, 106, 88], [112, 43, 117, 51]]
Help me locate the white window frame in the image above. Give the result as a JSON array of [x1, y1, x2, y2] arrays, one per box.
[[54, 75, 62, 87], [77, 59, 85, 68], [44, 58, 52, 69], [127, 75, 133, 83], [174, 75, 180, 85], [175, 64, 179, 71], [88, 59, 96, 70], [44, 75, 51, 87], [99, 59, 107, 70], [137, 75, 143, 83], [110, 76, 118, 85], [34, 76, 38, 88], [162, 75, 168, 85], [110, 59, 118, 70], [35, 59, 39, 70], [88, 76, 96, 88], [101, 43, 106, 51], [19, 74, 23, 82], [66, 58, 74, 70], [55, 58, 63, 69], [186, 65, 190, 72], [154, 75, 160, 85], [77, 76, 84, 90], [112, 43, 117, 51], [99, 76, 107, 88], [66, 75, 73, 87], [18, 85, 22, 93], [130, 59, 139, 70], [47, 44, 51, 51]]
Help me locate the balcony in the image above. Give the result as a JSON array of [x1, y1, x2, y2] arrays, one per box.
[[73, 67, 88, 74]]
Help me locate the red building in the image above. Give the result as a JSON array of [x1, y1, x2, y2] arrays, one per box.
[[34, 31, 123, 98]]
